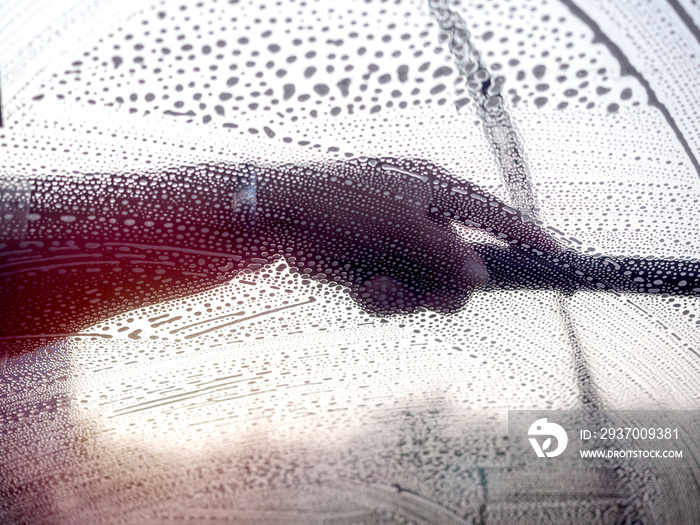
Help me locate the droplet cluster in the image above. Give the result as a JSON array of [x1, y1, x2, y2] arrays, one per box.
[[1, 0, 700, 523]]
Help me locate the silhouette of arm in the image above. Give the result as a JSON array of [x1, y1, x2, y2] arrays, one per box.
[[2, 157, 697, 359], [0, 163, 265, 356]]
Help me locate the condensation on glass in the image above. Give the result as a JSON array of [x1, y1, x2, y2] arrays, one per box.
[[1, 0, 700, 523]]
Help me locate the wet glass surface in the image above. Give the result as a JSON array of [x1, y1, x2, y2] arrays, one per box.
[[1, 0, 700, 523]]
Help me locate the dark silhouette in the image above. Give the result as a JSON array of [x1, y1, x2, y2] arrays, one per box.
[[1, 156, 697, 358]]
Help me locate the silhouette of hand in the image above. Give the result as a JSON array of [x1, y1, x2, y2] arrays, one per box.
[[257, 157, 508, 314]]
